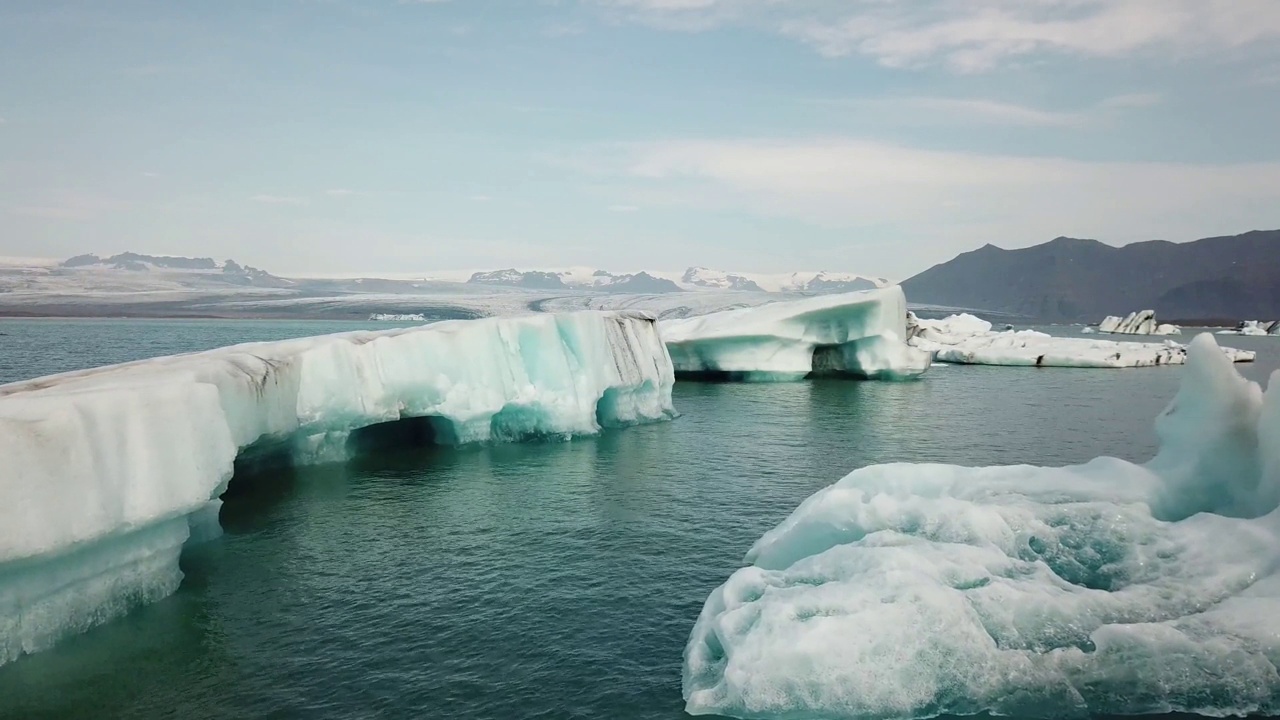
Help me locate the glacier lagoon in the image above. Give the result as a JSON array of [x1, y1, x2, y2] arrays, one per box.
[[1, 318, 1279, 720]]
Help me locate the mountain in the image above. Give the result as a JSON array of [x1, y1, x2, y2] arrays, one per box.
[[901, 230, 1280, 322], [464, 266, 884, 294], [681, 267, 766, 292], [59, 253, 291, 287], [467, 269, 568, 290]]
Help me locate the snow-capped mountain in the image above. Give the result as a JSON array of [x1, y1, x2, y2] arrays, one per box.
[[60, 253, 291, 287], [469, 268, 681, 293], [465, 267, 888, 294]]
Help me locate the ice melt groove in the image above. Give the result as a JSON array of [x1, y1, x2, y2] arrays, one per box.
[[0, 311, 676, 666], [685, 334, 1280, 720]]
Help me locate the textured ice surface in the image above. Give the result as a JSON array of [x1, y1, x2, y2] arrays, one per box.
[[660, 288, 931, 381], [1097, 310, 1181, 336], [684, 334, 1280, 720], [0, 311, 675, 665], [909, 313, 1254, 367]]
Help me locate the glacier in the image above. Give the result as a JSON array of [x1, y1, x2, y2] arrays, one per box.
[[909, 312, 1254, 367], [1096, 310, 1181, 336], [684, 334, 1280, 720], [659, 288, 931, 381], [0, 311, 675, 666]]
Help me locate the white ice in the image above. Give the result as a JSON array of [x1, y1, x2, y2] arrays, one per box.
[[1097, 310, 1181, 336], [909, 312, 1254, 367], [684, 334, 1280, 720], [659, 288, 931, 381], [0, 311, 675, 666], [1218, 321, 1280, 337]]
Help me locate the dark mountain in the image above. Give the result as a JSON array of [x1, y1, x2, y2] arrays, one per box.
[[606, 272, 681, 293], [58, 253, 291, 287], [901, 230, 1280, 322]]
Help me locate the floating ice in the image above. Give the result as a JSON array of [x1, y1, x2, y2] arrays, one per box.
[[0, 311, 675, 666], [684, 334, 1280, 720], [1218, 320, 1280, 337], [659, 288, 931, 381], [909, 312, 1253, 367], [369, 312, 428, 321], [1096, 310, 1181, 336]]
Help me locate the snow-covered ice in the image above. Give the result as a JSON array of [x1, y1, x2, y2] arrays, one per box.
[[909, 312, 1254, 367], [684, 334, 1280, 720], [1097, 310, 1181, 336], [659, 288, 931, 381], [0, 311, 675, 665], [369, 313, 428, 321]]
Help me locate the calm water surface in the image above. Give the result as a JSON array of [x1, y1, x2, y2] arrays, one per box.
[[0, 319, 1275, 720]]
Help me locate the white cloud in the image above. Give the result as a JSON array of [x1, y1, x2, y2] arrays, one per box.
[[9, 192, 124, 221], [592, 0, 1280, 72], [580, 137, 1280, 272], [818, 92, 1162, 128], [251, 194, 309, 206]]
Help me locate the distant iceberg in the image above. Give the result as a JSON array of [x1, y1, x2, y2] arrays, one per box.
[[0, 311, 675, 666], [1096, 310, 1181, 336], [685, 334, 1280, 719], [1218, 320, 1280, 337], [369, 312, 427, 322], [909, 312, 1253, 367], [659, 288, 931, 381]]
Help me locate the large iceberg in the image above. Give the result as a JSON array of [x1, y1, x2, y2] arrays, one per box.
[[0, 311, 674, 666], [1096, 310, 1181, 336], [659, 288, 931, 381], [909, 312, 1254, 367], [684, 334, 1280, 720]]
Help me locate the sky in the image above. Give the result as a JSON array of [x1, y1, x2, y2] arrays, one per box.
[[1, 0, 1279, 280]]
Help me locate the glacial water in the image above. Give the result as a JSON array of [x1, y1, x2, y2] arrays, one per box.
[[0, 318, 1276, 720]]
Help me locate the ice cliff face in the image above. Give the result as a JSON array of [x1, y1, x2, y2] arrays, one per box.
[[0, 311, 675, 666], [659, 287, 930, 381], [684, 334, 1280, 720]]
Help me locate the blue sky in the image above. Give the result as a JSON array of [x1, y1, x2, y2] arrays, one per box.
[[2, 0, 1278, 279]]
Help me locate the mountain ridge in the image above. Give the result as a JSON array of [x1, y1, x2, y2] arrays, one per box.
[[901, 229, 1280, 321]]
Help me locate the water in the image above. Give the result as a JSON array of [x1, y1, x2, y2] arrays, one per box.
[[0, 319, 1276, 720]]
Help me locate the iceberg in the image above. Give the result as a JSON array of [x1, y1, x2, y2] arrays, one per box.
[[684, 334, 1280, 720], [368, 312, 428, 321], [659, 288, 931, 381], [1218, 320, 1280, 337], [909, 312, 1254, 367], [1096, 310, 1181, 336], [0, 311, 674, 666]]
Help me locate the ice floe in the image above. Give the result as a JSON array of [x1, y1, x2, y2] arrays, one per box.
[[685, 334, 1280, 719]]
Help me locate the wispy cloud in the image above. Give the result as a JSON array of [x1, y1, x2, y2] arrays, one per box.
[[9, 192, 125, 221], [592, 0, 1280, 72], [251, 194, 309, 206], [141, 171, 160, 178], [469, 194, 492, 201], [574, 136, 1280, 263], [325, 188, 371, 197], [818, 92, 1163, 128], [608, 204, 640, 212]]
